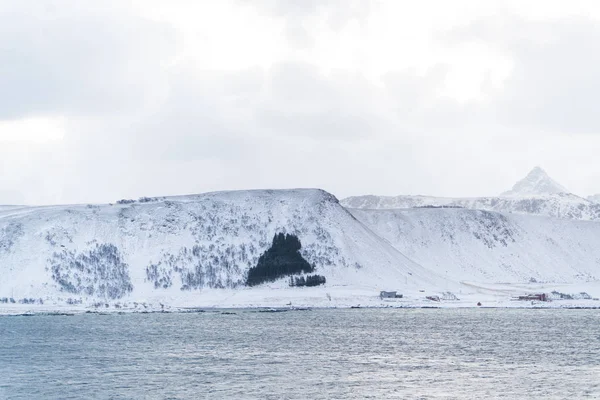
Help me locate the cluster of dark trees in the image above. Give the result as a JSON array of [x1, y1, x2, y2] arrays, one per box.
[[0, 298, 43, 304], [138, 196, 164, 203], [18, 298, 42, 304], [0, 298, 15, 304], [116, 196, 165, 205], [289, 275, 326, 287], [116, 199, 136, 205], [246, 233, 317, 286]]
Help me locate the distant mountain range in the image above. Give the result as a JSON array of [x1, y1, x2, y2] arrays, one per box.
[[342, 167, 600, 221]]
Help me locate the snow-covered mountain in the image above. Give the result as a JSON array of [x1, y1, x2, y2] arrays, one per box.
[[342, 167, 600, 221], [501, 166, 568, 196], [349, 207, 600, 284], [0, 189, 440, 303], [2, 174, 600, 310]]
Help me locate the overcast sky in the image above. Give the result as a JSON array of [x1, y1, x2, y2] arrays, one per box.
[[2, 0, 600, 205]]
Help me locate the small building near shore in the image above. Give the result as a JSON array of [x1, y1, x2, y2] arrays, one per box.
[[380, 291, 403, 299], [517, 293, 548, 302]]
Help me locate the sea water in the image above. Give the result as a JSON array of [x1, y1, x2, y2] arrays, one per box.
[[0, 308, 599, 399]]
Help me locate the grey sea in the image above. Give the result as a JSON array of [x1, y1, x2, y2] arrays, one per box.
[[0, 308, 599, 399]]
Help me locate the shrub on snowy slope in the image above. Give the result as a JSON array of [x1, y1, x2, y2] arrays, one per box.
[[48, 243, 134, 299]]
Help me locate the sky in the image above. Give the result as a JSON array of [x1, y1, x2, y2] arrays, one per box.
[[2, 0, 600, 205]]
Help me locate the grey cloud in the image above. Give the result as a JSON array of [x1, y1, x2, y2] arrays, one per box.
[[0, 1, 174, 120], [0, 140, 67, 204], [444, 15, 600, 134], [499, 19, 600, 133], [258, 109, 373, 140], [241, 0, 372, 48], [50, 60, 408, 203], [257, 62, 391, 139], [60, 67, 267, 171], [252, 0, 371, 26], [254, 0, 321, 16], [9, 53, 468, 204], [383, 65, 449, 110], [381, 65, 487, 134], [283, 20, 314, 49]]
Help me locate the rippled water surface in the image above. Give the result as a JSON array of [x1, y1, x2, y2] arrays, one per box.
[[1, 309, 599, 399]]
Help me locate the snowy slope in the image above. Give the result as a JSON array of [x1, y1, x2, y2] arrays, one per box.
[[349, 207, 600, 284], [0, 189, 441, 304], [342, 167, 600, 221]]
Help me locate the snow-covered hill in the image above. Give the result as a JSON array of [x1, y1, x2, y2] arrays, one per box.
[[342, 167, 600, 221], [342, 167, 600, 291], [0, 189, 440, 305], [349, 207, 600, 284]]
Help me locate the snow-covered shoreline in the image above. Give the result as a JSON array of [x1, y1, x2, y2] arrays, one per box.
[[2, 303, 600, 317], [2, 282, 599, 316]]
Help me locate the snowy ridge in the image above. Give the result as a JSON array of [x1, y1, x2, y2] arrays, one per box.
[[341, 193, 600, 220], [587, 194, 600, 204], [342, 167, 600, 221], [0, 189, 441, 305]]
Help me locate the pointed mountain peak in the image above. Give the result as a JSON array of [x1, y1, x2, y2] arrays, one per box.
[[501, 167, 569, 197]]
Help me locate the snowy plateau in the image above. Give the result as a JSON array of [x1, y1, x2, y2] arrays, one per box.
[[1, 167, 600, 314]]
